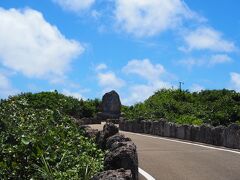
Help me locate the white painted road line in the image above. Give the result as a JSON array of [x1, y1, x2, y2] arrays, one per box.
[[123, 131, 240, 155], [138, 167, 156, 180]]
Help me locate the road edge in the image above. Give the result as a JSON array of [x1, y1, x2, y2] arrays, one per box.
[[123, 131, 240, 155], [138, 167, 156, 180]]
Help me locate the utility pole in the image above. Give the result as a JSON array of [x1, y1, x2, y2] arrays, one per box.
[[179, 81, 184, 91]]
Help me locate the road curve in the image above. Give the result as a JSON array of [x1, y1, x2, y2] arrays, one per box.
[[90, 124, 240, 180]]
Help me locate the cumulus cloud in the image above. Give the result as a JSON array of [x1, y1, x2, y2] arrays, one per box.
[[178, 57, 204, 69], [122, 59, 172, 105], [96, 60, 173, 105], [181, 27, 236, 52], [209, 54, 232, 65], [178, 54, 232, 69], [0, 73, 12, 93], [97, 71, 125, 91], [95, 63, 107, 71], [0, 8, 83, 80], [190, 84, 204, 92], [0, 73, 18, 98], [53, 0, 95, 12], [122, 81, 171, 105], [115, 0, 201, 37], [123, 59, 165, 82], [62, 89, 85, 100], [230, 72, 240, 91]]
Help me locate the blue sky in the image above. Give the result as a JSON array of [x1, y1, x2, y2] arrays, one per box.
[[0, 0, 240, 105]]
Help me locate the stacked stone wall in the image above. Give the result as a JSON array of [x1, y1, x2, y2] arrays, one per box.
[[81, 123, 138, 180], [119, 120, 240, 150]]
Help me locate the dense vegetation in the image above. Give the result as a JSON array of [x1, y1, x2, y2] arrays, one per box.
[[0, 92, 103, 179], [9, 91, 101, 119], [122, 89, 240, 126]]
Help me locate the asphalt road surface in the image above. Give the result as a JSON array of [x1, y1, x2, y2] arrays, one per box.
[[90, 123, 240, 180]]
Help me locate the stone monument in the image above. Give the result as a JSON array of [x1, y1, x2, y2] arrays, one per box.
[[97, 90, 121, 121]]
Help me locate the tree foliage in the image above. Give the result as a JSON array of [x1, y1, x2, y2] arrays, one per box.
[[122, 89, 240, 126], [4, 91, 101, 119]]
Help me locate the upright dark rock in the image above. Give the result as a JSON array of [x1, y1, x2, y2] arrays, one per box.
[[96, 123, 119, 149], [97, 90, 122, 121], [102, 90, 121, 115]]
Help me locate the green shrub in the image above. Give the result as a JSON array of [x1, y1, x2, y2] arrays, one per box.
[[236, 121, 240, 126], [176, 115, 203, 126], [7, 91, 100, 119], [122, 89, 240, 126], [0, 95, 104, 179]]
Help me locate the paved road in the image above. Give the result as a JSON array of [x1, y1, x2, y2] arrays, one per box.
[[90, 124, 240, 180]]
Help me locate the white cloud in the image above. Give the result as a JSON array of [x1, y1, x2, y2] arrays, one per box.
[[178, 54, 232, 69], [0, 8, 83, 80], [123, 59, 165, 82], [97, 71, 125, 91], [182, 27, 236, 52], [115, 0, 201, 37], [190, 84, 204, 92], [62, 89, 85, 99], [230, 72, 240, 91], [0, 73, 18, 98], [95, 63, 107, 71], [0, 73, 11, 91], [209, 54, 232, 65], [122, 81, 171, 105], [96, 60, 173, 105], [178, 58, 203, 69], [122, 59, 172, 105], [53, 0, 95, 12], [91, 10, 101, 19]]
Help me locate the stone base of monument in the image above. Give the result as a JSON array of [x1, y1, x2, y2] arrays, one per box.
[[96, 112, 120, 121], [106, 119, 120, 124]]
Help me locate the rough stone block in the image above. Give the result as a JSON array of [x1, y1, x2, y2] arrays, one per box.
[[106, 134, 131, 150], [199, 124, 208, 143], [176, 125, 185, 139], [143, 121, 151, 134], [164, 122, 171, 137], [132, 121, 143, 133], [92, 168, 133, 180], [223, 124, 240, 149], [169, 123, 176, 138], [106, 119, 119, 124], [96, 123, 119, 149], [119, 120, 125, 131], [159, 120, 166, 136], [205, 125, 213, 144], [190, 126, 200, 142], [150, 121, 159, 135], [212, 125, 225, 146], [104, 141, 138, 180], [184, 125, 191, 141]]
